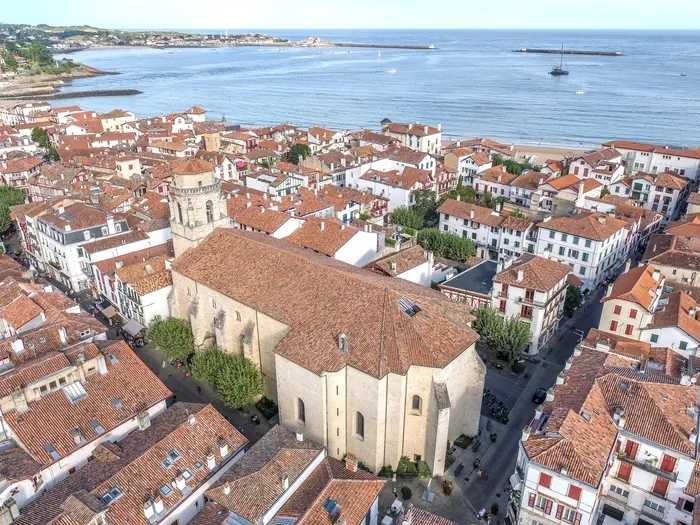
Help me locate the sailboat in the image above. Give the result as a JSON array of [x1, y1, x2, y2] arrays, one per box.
[[575, 82, 586, 95], [378, 51, 381, 59], [549, 45, 569, 76]]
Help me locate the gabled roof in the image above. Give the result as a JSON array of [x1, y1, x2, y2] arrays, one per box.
[[437, 199, 505, 228], [172, 229, 479, 378], [603, 140, 700, 159], [285, 218, 358, 256], [365, 245, 429, 277], [540, 212, 628, 241], [643, 234, 700, 271], [494, 254, 570, 293], [601, 264, 662, 312], [644, 291, 700, 342]]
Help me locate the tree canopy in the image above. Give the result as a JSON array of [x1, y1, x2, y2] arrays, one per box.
[[286, 143, 311, 165], [0, 187, 25, 234], [416, 228, 476, 261], [472, 306, 531, 361], [147, 316, 195, 362], [31, 127, 50, 149], [564, 284, 583, 317], [491, 154, 535, 176], [391, 206, 424, 230], [192, 346, 265, 409]]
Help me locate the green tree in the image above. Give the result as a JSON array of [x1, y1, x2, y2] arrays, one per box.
[[31, 126, 50, 149], [416, 229, 476, 261], [456, 175, 464, 193], [2, 54, 18, 71], [192, 346, 265, 409], [286, 143, 311, 165], [472, 307, 504, 348], [215, 355, 265, 408], [509, 208, 527, 219], [564, 284, 583, 317], [0, 187, 25, 234], [147, 316, 195, 362], [391, 206, 424, 230], [496, 316, 532, 360], [600, 188, 611, 198], [47, 147, 60, 162], [412, 189, 439, 224]]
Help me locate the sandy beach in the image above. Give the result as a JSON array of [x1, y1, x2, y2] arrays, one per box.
[[513, 144, 590, 163]]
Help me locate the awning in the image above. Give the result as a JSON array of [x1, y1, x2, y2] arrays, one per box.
[[508, 472, 522, 491], [98, 303, 118, 319], [602, 504, 625, 522], [122, 319, 145, 337]]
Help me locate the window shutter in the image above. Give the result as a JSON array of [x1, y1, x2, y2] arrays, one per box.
[[661, 454, 677, 473], [624, 440, 639, 459], [653, 477, 669, 498], [574, 512, 582, 525], [528, 493, 535, 507], [545, 500, 553, 515], [568, 485, 582, 501], [540, 473, 552, 488], [676, 498, 686, 510], [555, 504, 563, 519]]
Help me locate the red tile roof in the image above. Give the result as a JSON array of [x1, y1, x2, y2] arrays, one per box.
[[170, 157, 214, 175], [494, 254, 571, 293], [0, 294, 43, 329], [601, 264, 662, 312], [172, 229, 479, 378], [541, 212, 629, 241], [603, 140, 700, 159]]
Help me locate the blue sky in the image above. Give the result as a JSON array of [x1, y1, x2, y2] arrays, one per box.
[[4, 0, 700, 30]]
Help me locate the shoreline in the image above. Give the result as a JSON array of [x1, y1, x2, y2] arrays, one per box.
[[0, 63, 121, 100]]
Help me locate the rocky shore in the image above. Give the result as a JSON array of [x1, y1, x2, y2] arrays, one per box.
[[0, 63, 120, 100]]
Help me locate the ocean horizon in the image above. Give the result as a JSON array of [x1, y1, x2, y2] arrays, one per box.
[[55, 29, 700, 147]]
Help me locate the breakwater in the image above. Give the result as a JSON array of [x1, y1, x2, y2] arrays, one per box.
[[0, 89, 143, 100], [515, 48, 622, 56]]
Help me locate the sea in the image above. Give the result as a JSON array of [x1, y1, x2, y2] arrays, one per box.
[[54, 29, 700, 148]]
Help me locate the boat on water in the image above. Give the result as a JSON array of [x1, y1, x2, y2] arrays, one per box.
[[681, 72, 688, 77], [549, 44, 569, 76], [388, 68, 397, 74], [575, 89, 585, 95], [429, 44, 435, 49], [378, 51, 381, 59]]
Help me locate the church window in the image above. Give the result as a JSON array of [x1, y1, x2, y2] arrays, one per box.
[[412, 395, 422, 414], [356, 412, 365, 440], [297, 399, 306, 424], [177, 202, 183, 224], [206, 201, 214, 223]]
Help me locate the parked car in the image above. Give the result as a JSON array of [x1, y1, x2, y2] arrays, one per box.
[[532, 388, 547, 404]]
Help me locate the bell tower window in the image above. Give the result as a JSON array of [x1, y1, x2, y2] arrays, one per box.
[[177, 202, 183, 224], [206, 201, 214, 223]]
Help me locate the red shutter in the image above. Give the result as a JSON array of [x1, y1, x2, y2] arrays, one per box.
[[546, 500, 553, 515], [614, 305, 622, 315], [625, 324, 634, 336], [618, 462, 632, 481], [630, 309, 638, 319], [624, 440, 639, 459], [540, 473, 552, 488], [660, 454, 677, 473], [528, 493, 536, 507], [653, 477, 669, 498], [568, 485, 582, 501], [555, 504, 563, 519], [676, 498, 686, 510], [614, 440, 621, 453], [610, 320, 618, 331], [574, 512, 582, 525]]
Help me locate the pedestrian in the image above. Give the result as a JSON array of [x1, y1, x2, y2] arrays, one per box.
[[162, 359, 166, 369], [197, 386, 202, 394], [477, 469, 482, 476]]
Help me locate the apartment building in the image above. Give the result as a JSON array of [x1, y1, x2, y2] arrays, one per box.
[[491, 254, 571, 354], [598, 263, 664, 340], [610, 171, 691, 223], [643, 235, 700, 286], [357, 167, 434, 212], [640, 291, 700, 357], [534, 212, 630, 291], [568, 148, 624, 185], [195, 425, 384, 525], [438, 198, 533, 260], [604, 140, 700, 181], [443, 148, 492, 186], [381, 121, 442, 155], [12, 403, 246, 525], [0, 157, 45, 187], [513, 329, 698, 525]]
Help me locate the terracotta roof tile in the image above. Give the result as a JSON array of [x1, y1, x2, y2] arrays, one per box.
[[170, 157, 214, 175], [643, 234, 700, 271], [645, 291, 700, 342], [541, 212, 628, 241], [285, 218, 358, 256], [494, 254, 571, 293], [172, 229, 479, 378], [437, 199, 505, 228], [0, 294, 43, 329], [366, 245, 429, 276], [235, 205, 294, 234], [601, 264, 662, 312], [82, 229, 149, 255]]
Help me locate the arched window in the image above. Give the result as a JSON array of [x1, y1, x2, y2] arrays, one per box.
[[177, 202, 183, 224], [297, 399, 306, 424], [206, 200, 214, 223], [412, 395, 422, 414], [356, 412, 364, 440], [236, 311, 241, 322]]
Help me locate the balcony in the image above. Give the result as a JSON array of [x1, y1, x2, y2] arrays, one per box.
[[617, 454, 677, 482], [640, 505, 666, 522]]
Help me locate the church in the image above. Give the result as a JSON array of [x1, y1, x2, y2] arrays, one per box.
[[167, 158, 486, 475]]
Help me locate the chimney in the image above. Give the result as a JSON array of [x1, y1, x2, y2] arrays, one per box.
[[428, 251, 434, 265], [320, 221, 325, 231], [174, 474, 186, 491], [296, 432, 304, 442], [652, 269, 661, 282], [614, 408, 626, 428], [437, 122, 442, 131], [59, 326, 68, 346], [470, 209, 474, 219], [517, 269, 524, 282], [223, 481, 231, 495], [107, 215, 116, 234], [391, 261, 397, 273], [625, 259, 631, 273], [188, 413, 196, 426], [58, 205, 65, 215], [143, 501, 155, 519], [137, 410, 151, 431], [521, 426, 531, 442], [497, 174, 502, 183], [423, 125, 428, 134], [246, 201, 252, 208], [153, 496, 164, 514], [11, 390, 29, 414], [281, 472, 290, 490], [597, 216, 606, 224], [345, 453, 359, 472], [71, 428, 83, 445], [218, 438, 229, 457], [691, 429, 699, 446], [606, 283, 613, 297], [206, 453, 216, 470], [11, 339, 24, 353], [259, 206, 265, 214]]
